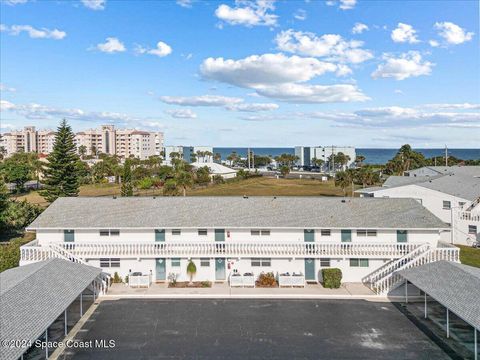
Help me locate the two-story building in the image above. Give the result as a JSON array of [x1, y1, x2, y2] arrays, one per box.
[[20, 197, 458, 294]]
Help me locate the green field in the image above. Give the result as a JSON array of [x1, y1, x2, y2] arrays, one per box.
[[12, 177, 348, 207], [458, 245, 480, 268]]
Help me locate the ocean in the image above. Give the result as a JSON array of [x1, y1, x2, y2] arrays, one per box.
[[213, 148, 480, 165]]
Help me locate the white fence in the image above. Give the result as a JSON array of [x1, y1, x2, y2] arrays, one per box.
[[229, 274, 255, 288], [129, 273, 152, 288], [278, 274, 305, 287]]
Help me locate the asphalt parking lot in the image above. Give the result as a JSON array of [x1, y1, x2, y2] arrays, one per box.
[[61, 299, 452, 360]]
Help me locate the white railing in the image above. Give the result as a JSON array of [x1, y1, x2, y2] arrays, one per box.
[[129, 273, 152, 288], [19, 239, 52, 264], [48, 243, 87, 265], [368, 243, 460, 295], [459, 212, 480, 222], [229, 273, 255, 288], [22, 242, 421, 261]]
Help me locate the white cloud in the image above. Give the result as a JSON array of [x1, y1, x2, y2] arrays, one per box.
[[255, 83, 369, 103], [160, 95, 243, 107], [176, 0, 193, 8], [352, 22, 368, 34], [201, 53, 337, 87], [0, 100, 16, 111], [215, 0, 278, 27], [165, 109, 197, 119], [200, 53, 368, 103], [391, 23, 419, 43], [420, 103, 480, 110], [372, 51, 433, 80], [0, 83, 16, 92], [326, 0, 357, 10], [429, 40, 439, 47], [96, 37, 126, 53], [394, 89, 403, 94], [275, 29, 373, 64], [136, 41, 172, 57], [225, 103, 279, 112], [2, 0, 28, 5], [294, 9, 307, 21], [1, 24, 66, 40], [81, 0, 106, 10], [434, 21, 474, 45]]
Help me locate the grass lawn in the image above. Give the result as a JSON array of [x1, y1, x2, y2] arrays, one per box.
[[457, 245, 480, 268], [12, 177, 348, 207]]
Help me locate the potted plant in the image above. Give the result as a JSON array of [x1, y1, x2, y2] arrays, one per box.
[[187, 260, 197, 286]]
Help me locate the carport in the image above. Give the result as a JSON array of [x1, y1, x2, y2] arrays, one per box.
[[0, 258, 107, 360], [397, 260, 480, 360]]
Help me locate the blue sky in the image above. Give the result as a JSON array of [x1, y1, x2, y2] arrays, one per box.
[[0, 0, 479, 147]]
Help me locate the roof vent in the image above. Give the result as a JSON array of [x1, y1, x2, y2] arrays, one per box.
[[243, 195, 248, 199], [113, 196, 117, 199], [153, 196, 156, 199], [341, 199, 346, 203]]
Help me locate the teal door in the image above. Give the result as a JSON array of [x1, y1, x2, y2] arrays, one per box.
[[64, 230, 75, 242], [156, 258, 166, 281], [215, 258, 226, 280], [215, 229, 225, 241], [305, 258, 316, 281], [304, 229, 315, 242], [341, 230, 352, 242], [155, 229, 165, 242], [397, 230, 408, 243]]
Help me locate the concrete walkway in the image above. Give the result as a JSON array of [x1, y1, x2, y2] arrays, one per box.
[[103, 282, 380, 300]]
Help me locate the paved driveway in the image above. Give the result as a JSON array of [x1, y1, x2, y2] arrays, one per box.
[[61, 299, 451, 360]]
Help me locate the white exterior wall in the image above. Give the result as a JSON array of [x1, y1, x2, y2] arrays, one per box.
[[368, 184, 478, 244]]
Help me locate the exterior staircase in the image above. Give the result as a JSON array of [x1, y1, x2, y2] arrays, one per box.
[[362, 242, 459, 295], [48, 243, 87, 265]]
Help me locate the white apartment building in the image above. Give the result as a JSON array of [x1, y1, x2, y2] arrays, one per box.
[[0, 125, 164, 160], [295, 146, 356, 170], [356, 166, 480, 246], [20, 197, 458, 295], [0, 126, 56, 156], [75, 125, 164, 160]]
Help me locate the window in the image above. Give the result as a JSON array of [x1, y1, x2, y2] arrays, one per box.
[[443, 201, 451, 210], [200, 258, 210, 267], [469, 225, 477, 235], [251, 230, 260, 236], [459, 202, 466, 207], [320, 229, 331, 236], [357, 230, 377, 237], [320, 258, 331, 267], [251, 230, 270, 236], [350, 258, 369, 267], [198, 229, 208, 236], [172, 229, 181, 236], [99, 229, 120, 236], [261, 230, 270, 236], [171, 258, 181, 267], [64, 230, 75, 242], [251, 258, 271, 267], [100, 258, 120, 268]]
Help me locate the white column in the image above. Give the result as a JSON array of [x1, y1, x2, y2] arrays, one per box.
[[475, 327, 477, 360], [80, 292, 83, 316], [446, 308, 449, 338], [45, 329, 48, 359], [424, 293, 427, 319], [93, 280, 96, 301], [64, 309, 68, 335]]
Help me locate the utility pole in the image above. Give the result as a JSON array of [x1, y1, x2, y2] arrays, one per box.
[[445, 145, 448, 166]]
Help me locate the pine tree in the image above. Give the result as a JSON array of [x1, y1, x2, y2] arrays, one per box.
[[121, 159, 133, 196], [40, 119, 80, 202]]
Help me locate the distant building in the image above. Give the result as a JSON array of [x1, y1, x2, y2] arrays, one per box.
[[0, 125, 164, 160], [295, 146, 356, 170], [190, 161, 237, 180], [163, 146, 214, 165]]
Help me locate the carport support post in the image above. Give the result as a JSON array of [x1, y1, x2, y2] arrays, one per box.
[[446, 309, 449, 338], [474, 327, 477, 360], [80, 292, 83, 316], [64, 309, 68, 336], [93, 280, 96, 301], [45, 329, 48, 359], [424, 293, 427, 319]]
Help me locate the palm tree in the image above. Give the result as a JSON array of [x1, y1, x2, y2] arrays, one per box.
[[187, 260, 197, 285], [355, 155, 365, 167], [78, 145, 87, 160], [214, 152, 222, 163], [175, 169, 193, 196], [335, 170, 354, 196]]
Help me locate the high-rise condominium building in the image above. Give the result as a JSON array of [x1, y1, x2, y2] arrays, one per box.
[[0, 125, 164, 160]]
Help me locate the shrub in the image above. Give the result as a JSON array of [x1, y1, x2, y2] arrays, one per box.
[[124, 275, 129, 284], [212, 175, 224, 184], [113, 272, 123, 283], [256, 272, 277, 287], [200, 281, 212, 288], [168, 272, 177, 287], [187, 260, 197, 284], [322, 268, 342, 289]]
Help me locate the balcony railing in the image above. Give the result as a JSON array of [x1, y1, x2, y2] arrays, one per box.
[[21, 241, 423, 263], [459, 212, 480, 222]]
